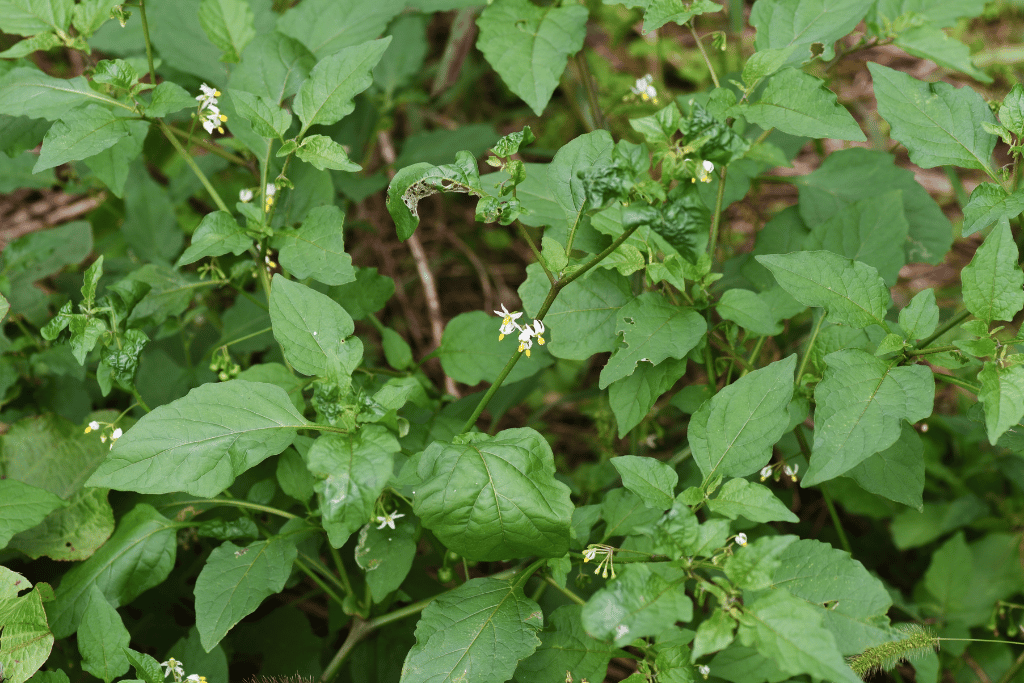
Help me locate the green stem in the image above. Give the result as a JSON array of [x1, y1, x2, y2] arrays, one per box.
[[795, 312, 826, 382], [934, 372, 981, 394], [294, 557, 346, 607], [166, 124, 249, 166], [518, 222, 555, 285], [137, 0, 157, 85], [906, 344, 959, 357], [794, 425, 852, 554], [329, 543, 355, 598], [127, 385, 151, 413], [688, 23, 720, 89], [704, 324, 717, 390], [218, 326, 273, 351], [158, 120, 230, 212], [543, 575, 586, 606], [707, 164, 728, 264], [740, 335, 767, 376], [161, 498, 298, 519], [918, 309, 971, 348], [574, 52, 606, 130]]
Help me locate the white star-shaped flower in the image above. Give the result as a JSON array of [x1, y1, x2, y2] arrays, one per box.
[[494, 303, 523, 340], [735, 532, 747, 546], [161, 658, 184, 678], [376, 511, 405, 530]]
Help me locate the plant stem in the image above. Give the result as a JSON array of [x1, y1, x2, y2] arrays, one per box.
[[708, 164, 728, 264], [137, 0, 157, 85], [934, 372, 981, 394], [158, 120, 230, 212], [294, 557, 346, 607], [918, 309, 971, 348], [574, 52, 606, 130], [166, 124, 249, 166], [329, 544, 355, 598], [519, 222, 555, 285], [906, 344, 960, 357], [688, 23, 720, 88], [741, 335, 767, 376], [795, 312, 826, 382], [543, 575, 586, 606], [162, 498, 298, 519]]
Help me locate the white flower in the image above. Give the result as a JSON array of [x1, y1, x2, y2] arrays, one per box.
[[376, 511, 405, 530], [630, 74, 658, 102], [529, 319, 545, 346], [698, 159, 714, 183], [161, 658, 184, 678], [582, 547, 597, 562], [111, 427, 122, 440], [784, 464, 798, 481], [699, 665, 711, 679], [494, 303, 523, 340], [264, 182, 276, 210], [517, 326, 535, 356], [201, 107, 227, 135], [196, 83, 220, 105], [85, 420, 100, 434], [185, 675, 207, 683], [735, 532, 747, 546], [239, 188, 254, 203], [759, 465, 772, 481], [265, 182, 276, 197]]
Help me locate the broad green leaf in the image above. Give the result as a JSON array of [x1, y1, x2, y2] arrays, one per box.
[[961, 221, 1024, 324], [175, 211, 252, 267], [33, 104, 130, 172], [292, 134, 361, 171], [693, 609, 737, 660], [738, 68, 864, 141], [518, 264, 634, 360], [1001, 83, 1024, 136], [756, 251, 890, 329], [870, 0, 989, 29], [898, 289, 939, 341], [962, 183, 1024, 238], [386, 151, 483, 240], [0, 479, 66, 549], [373, 14, 429, 96], [741, 46, 799, 87], [269, 275, 362, 380], [769, 539, 892, 655], [73, 0, 120, 37], [842, 424, 925, 510], [125, 648, 163, 683], [275, 205, 356, 286], [716, 289, 784, 336], [738, 589, 862, 683], [438, 310, 553, 386], [892, 26, 990, 83], [414, 427, 574, 561], [639, 0, 722, 33], [0, 151, 54, 193], [15, 487, 115, 561], [49, 504, 177, 638], [91, 59, 138, 91], [401, 577, 542, 683], [228, 31, 315, 104], [795, 148, 951, 265], [608, 358, 688, 438], [0, 0, 72, 35], [476, 0, 588, 116], [83, 119, 148, 197], [354, 516, 417, 602], [0, 569, 53, 683], [327, 267, 394, 320], [513, 604, 618, 683], [0, 31, 62, 59], [803, 192, 908, 286], [278, 0, 403, 59], [890, 495, 988, 550], [145, 82, 198, 118], [122, 169, 182, 266], [0, 67, 128, 120], [923, 532, 973, 620], [0, 292, 8, 322], [581, 564, 692, 646], [198, 0, 255, 63], [166, 627, 230, 683], [689, 355, 797, 481], [294, 37, 392, 134], [750, 0, 873, 63], [869, 62, 997, 171], [610, 455, 678, 510], [78, 586, 130, 682], [598, 293, 706, 389], [602, 488, 664, 540], [708, 478, 798, 523], [979, 362, 1024, 445], [548, 130, 615, 245], [804, 349, 933, 486], [307, 426, 399, 548], [86, 381, 309, 496], [194, 536, 298, 651], [229, 90, 291, 139]]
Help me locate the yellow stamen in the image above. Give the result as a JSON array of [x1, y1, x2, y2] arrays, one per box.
[[525, 349, 530, 357], [537, 336, 545, 345], [499, 333, 505, 341]]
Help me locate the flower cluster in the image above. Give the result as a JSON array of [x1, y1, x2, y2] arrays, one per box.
[[630, 74, 658, 103], [195, 83, 227, 135], [759, 463, 798, 482], [582, 544, 617, 579], [84, 420, 122, 449], [160, 657, 206, 683], [494, 304, 545, 357]]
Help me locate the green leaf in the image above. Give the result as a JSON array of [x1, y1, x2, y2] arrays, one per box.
[[898, 288, 939, 341], [581, 564, 692, 646], [269, 275, 362, 380], [198, 0, 255, 63], [124, 648, 163, 683], [401, 576, 542, 683], [0, 292, 9, 323], [708, 478, 798, 523], [381, 328, 413, 370], [122, 168, 183, 266], [49, 504, 177, 638], [144, 82, 197, 118], [438, 310, 553, 386], [355, 516, 418, 602], [307, 426, 399, 548], [738, 589, 862, 683], [73, 0, 120, 36], [91, 59, 139, 91], [923, 532, 973, 621], [750, 0, 873, 63], [175, 211, 252, 267], [278, 0, 403, 59], [33, 104, 131, 172], [549, 130, 615, 243], [768, 539, 892, 655], [756, 251, 890, 329], [598, 292, 706, 389], [0, 0, 72, 35], [228, 31, 315, 104], [0, 67, 127, 120], [639, 0, 722, 33], [78, 586, 130, 682], [292, 134, 361, 171], [868, 62, 997, 172], [85, 381, 308, 496], [892, 26, 991, 83], [0, 569, 53, 683], [414, 427, 574, 561], [513, 604, 618, 683], [870, 0, 989, 29], [803, 192, 908, 287], [738, 68, 864, 141], [978, 361, 1024, 445], [961, 221, 1024, 324], [194, 536, 298, 651], [716, 289, 784, 336], [962, 183, 1024, 238], [804, 349, 933, 486], [602, 488, 664, 539], [842, 423, 925, 510], [475, 0, 588, 116], [608, 358, 688, 438], [294, 37, 392, 134], [690, 355, 797, 481], [1000, 83, 1024, 136], [229, 90, 291, 139], [373, 14, 429, 96], [385, 151, 483, 240], [693, 609, 737, 660], [518, 264, 634, 360], [275, 205, 356, 286], [610, 455, 678, 510], [0, 479, 67, 549]]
